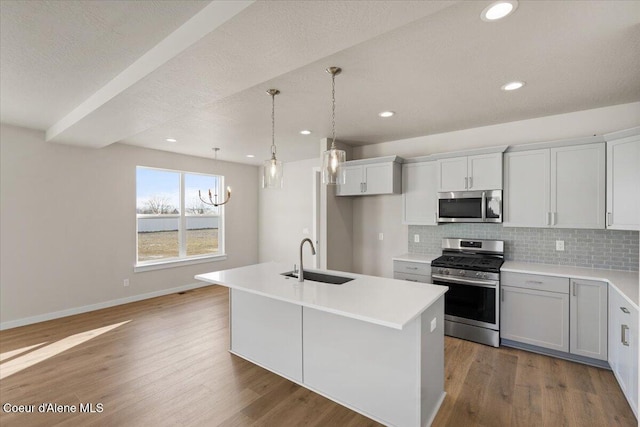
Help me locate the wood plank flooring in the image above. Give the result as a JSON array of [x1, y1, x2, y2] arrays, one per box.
[[0, 285, 636, 426]]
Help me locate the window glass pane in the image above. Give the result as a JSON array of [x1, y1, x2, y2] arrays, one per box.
[[186, 217, 219, 256], [137, 217, 180, 262], [136, 167, 180, 262], [185, 173, 220, 215], [136, 168, 180, 214]]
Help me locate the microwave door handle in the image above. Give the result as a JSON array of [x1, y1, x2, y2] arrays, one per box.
[[481, 191, 486, 221]]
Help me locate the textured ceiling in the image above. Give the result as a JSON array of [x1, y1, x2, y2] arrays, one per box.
[[1, 0, 639, 165]]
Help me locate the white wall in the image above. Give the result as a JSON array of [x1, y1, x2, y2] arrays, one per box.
[[258, 158, 319, 265], [0, 124, 258, 328], [350, 102, 640, 278]]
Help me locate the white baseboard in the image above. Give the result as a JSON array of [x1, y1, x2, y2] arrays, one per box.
[[0, 282, 212, 330]]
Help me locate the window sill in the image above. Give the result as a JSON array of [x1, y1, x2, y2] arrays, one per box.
[[134, 254, 227, 273]]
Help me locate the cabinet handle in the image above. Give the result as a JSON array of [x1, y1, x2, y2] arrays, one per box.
[[464, 177, 468, 189], [546, 212, 551, 226], [572, 282, 576, 297], [501, 288, 504, 302], [468, 176, 473, 189], [621, 324, 630, 346], [620, 306, 630, 314], [607, 212, 612, 226], [552, 212, 557, 226]]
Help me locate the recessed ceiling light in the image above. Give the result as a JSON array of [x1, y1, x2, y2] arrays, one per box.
[[501, 81, 525, 91], [246, 154, 255, 158], [165, 138, 177, 142], [378, 111, 395, 118], [481, 1, 518, 22], [300, 130, 312, 135]]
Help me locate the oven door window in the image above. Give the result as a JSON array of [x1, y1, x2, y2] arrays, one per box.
[[438, 198, 482, 219], [437, 281, 496, 324]]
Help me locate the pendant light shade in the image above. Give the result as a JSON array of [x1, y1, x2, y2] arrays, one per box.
[[322, 67, 346, 185], [263, 89, 283, 189]]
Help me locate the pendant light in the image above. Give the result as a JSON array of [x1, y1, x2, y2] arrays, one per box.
[[198, 147, 231, 206], [263, 89, 283, 189], [322, 67, 346, 185]]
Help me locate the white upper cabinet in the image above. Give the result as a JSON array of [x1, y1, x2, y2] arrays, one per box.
[[336, 156, 402, 196], [402, 161, 437, 225], [503, 149, 550, 227], [551, 143, 606, 229], [606, 133, 640, 230], [504, 142, 605, 229], [437, 152, 502, 191]]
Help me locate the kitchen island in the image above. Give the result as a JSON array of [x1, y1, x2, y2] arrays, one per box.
[[195, 262, 448, 427]]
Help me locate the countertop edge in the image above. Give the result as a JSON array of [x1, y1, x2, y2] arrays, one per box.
[[501, 262, 639, 310]]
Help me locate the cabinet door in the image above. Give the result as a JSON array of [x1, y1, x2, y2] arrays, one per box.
[[437, 157, 468, 191], [402, 162, 437, 225], [551, 143, 606, 229], [336, 165, 363, 195], [503, 150, 550, 227], [607, 135, 640, 230], [569, 279, 607, 360], [467, 153, 502, 190], [501, 286, 569, 352], [609, 287, 639, 417], [363, 163, 392, 195]]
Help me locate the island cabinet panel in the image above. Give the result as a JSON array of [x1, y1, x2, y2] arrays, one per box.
[[230, 289, 302, 382], [302, 297, 445, 427]]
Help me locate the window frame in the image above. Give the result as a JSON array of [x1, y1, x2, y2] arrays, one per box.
[[134, 166, 226, 272]]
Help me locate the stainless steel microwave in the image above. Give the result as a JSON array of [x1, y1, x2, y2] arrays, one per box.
[[437, 190, 502, 223]]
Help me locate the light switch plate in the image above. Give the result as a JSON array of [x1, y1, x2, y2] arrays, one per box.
[[378, 232, 384, 241], [414, 234, 420, 243], [556, 240, 565, 251]]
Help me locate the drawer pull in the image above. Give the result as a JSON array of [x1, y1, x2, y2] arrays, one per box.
[[525, 281, 543, 285], [620, 306, 630, 314], [406, 266, 418, 270], [405, 278, 418, 282], [621, 324, 630, 346]]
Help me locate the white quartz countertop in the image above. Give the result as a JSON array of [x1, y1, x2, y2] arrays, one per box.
[[502, 261, 639, 309], [195, 262, 448, 330], [392, 253, 441, 264]]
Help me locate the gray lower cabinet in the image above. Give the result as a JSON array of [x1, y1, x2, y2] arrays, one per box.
[[501, 272, 608, 361], [609, 286, 639, 417], [570, 278, 608, 360], [501, 280, 570, 352], [393, 261, 431, 283]]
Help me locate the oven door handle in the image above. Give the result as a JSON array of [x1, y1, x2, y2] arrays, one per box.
[[431, 274, 498, 288]]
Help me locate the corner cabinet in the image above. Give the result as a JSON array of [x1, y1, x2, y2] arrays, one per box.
[[503, 141, 606, 228], [402, 161, 437, 225], [609, 286, 639, 417], [336, 156, 402, 196], [605, 131, 640, 231], [437, 152, 502, 191]]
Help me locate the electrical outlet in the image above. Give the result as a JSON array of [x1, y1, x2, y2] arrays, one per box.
[[556, 240, 565, 251], [378, 232, 384, 241], [414, 234, 420, 243], [123, 278, 130, 287], [430, 318, 437, 332]]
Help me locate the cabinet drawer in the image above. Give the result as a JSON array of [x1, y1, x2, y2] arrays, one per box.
[[393, 261, 431, 276], [393, 272, 431, 283], [501, 271, 569, 293]]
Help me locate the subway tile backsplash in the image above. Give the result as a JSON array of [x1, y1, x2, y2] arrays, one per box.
[[408, 224, 639, 271]]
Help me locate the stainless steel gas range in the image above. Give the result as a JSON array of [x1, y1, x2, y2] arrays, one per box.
[[430, 238, 504, 347]]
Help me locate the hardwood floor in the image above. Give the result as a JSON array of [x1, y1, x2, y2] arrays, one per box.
[[0, 285, 636, 426]]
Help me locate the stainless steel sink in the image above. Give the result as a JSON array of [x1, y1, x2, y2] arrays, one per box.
[[281, 270, 354, 285]]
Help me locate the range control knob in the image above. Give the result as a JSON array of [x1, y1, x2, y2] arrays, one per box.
[[443, 269, 450, 275], [475, 272, 486, 279], [459, 270, 466, 276]]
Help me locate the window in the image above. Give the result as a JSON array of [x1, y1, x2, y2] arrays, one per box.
[[136, 166, 225, 268]]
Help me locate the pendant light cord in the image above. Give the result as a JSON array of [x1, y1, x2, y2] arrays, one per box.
[[330, 72, 336, 150], [271, 92, 276, 160]]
